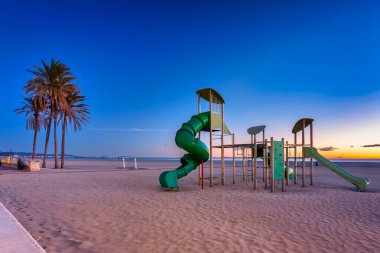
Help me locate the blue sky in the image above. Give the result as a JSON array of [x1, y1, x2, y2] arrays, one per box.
[[0, 0, 379, 158]]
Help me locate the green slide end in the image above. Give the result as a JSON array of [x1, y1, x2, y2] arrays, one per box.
[[159, 112, 210, 188], [304, 147, 370, 191]]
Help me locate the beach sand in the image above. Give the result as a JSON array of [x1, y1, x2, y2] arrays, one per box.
[[0, 160, 379, 253]]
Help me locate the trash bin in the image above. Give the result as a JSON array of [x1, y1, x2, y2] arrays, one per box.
[[28, 160, 40, 172]]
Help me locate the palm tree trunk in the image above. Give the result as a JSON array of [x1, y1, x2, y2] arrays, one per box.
[[61, 115, 67, 168], [32, 114, 38, 160], [42, 112, 53, 168], [32, 128, 37, 159], [54, 114, 58, 169]]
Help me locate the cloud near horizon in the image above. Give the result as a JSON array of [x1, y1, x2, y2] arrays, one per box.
[[362, 144, 380, 148], [318, 147, 338, 152]]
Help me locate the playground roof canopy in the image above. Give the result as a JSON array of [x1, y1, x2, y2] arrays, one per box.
[[196, 88, 225, 104], [292, 118, 314, 133], [247, 125, 266, 135]]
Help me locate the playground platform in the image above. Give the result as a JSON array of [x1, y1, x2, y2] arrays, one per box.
[[0, 202, 45, 253]]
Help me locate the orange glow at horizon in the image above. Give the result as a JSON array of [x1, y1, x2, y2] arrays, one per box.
[[320, 147, 380, 159], [210, 147, 380, 159]]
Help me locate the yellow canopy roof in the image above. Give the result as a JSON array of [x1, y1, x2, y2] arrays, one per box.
[[196, 88, 225, 104]]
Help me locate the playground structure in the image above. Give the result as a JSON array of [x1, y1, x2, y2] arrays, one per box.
[[288, 118, 315, 188], [159, 88, 370, 192]]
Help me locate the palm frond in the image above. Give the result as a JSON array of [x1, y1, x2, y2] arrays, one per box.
[[61, 90, 90, 132], [15, 95, 47, 131]]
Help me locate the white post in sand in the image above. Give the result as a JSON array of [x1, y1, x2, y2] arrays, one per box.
[[123, 158, 126, 169], [134, 158, 137, 169]]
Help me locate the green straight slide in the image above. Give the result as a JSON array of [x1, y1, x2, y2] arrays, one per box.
[[159, 112, 210, 188], [304, 147, 370, 191]]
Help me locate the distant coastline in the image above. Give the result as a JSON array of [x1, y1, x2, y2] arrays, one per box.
[[1, 152, 379, 163], [30, 157, 380, 163]]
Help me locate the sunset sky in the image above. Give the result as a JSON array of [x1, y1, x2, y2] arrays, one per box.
[[0, 0, 379, 158]]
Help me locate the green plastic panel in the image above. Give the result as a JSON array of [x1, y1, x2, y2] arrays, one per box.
[[273, 141, 284, 180], [210, 113, 231, 134]]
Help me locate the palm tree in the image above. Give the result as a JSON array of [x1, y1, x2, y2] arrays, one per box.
[[24, 59, 77, 168], [15, 96, 47, 159], [60, 91, 90, 168]]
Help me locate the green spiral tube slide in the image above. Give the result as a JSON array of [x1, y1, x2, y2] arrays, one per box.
[[304, 147, 370, 191], [159, 112, 210, 188]]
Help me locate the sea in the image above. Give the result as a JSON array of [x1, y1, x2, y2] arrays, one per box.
[[3, 155, 380, 164]]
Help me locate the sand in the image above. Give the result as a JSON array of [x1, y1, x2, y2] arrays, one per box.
[[0, 159, 379, 253]]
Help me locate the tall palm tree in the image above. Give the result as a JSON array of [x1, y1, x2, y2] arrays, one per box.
[[60, 91, 90, 168], [15, 96, 47, 159], [24, 59, 77, 168]]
